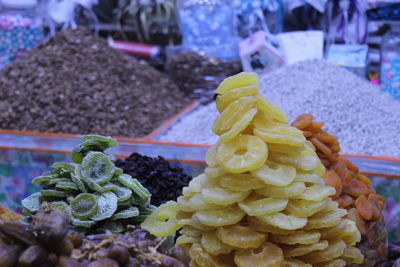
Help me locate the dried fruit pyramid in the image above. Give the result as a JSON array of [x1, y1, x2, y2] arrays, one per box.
[[143, 72, 364, 266]]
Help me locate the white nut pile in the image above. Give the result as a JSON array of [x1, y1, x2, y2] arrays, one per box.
[[158, 60, 400, 157]]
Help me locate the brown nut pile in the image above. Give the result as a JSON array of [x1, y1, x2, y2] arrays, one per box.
[[0, 205, 24, 221], [0, 207, 188, 267], [292, 113, 388, 266]]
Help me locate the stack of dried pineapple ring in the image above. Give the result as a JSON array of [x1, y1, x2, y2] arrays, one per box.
[[142, 72, 363, 267], [292, 114, 388, 266]]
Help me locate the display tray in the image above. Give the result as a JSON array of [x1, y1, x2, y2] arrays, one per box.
[[1, 129, 400, 242]]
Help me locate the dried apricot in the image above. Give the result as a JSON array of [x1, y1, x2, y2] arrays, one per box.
[[355, 195, 373, 221], [336, 195, 353, 208], [310, 137, 332, 155], [291, 114, 314, 129], [324, 170, 342, 199], [347, 208, 366, 235]]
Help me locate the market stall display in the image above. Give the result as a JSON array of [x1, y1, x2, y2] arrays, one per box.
[[116, 152, 192, 207], [0, 27, 190, 138], [0, 207, 188, 267], [143, 72, 364, 266], [157, 60, 400, 157], [292, 113, 388, 267], [21, 135, 155, 234]]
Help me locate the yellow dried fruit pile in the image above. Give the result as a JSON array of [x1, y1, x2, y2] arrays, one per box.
[[143, 72, 364, 267]]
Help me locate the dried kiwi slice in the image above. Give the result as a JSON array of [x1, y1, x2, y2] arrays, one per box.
[[90, 192, 118, 221], [80, 152, 115, 185], [114, 167, 123, 176], [51, 162, 75, 172], [71, 173, 87, 193], [139, 205, 157, 215], [112, 184, 132, 203], [117, 174, 150, 203], [46, 201, 71, 216], [111, 207, 139, 220], [72, 139, 106, 164], [98, 220, 124, 233], [83, 135, 117, 149], [71, 217, 97, 228], [45, 178, 71, 186], [41, 190, 70, 198], [56, 181, 78, 191], [32, 172, 59, 185], [71, 193, 98, 219], [21, 192, 41, 213]]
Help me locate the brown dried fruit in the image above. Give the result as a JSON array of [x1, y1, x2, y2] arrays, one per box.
[[0, 221, 37, 246], [0, 244, 22, 267], [32, 209, 70, 245], [59, 256, 83, 267], [88, 258, 119, 267], [18, 245, 48, 266], [66, 230, 83, 248]]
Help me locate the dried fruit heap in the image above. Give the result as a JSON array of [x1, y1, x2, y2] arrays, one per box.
[[21, 135, 154, 234], [292, 114, 387, 266], [143, 72, 364, 266]]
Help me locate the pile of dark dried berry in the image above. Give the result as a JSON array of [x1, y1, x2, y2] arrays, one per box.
[[116, 153, 192, 206], [0, 27, 190, 138]]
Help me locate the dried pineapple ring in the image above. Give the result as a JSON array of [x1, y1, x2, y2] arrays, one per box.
[[324, 200, 339, 211], [205, 145, 218, 167], [298, 240, 347, 264], [342, 230, 361, 246], [175, 235, 199, 248], [295, 185, 336, 202], [195, 205, 245, 227], [320, 219, 358, 240], [219, 173, 265, 192], [180, 226, 202, 237], [304, 209, 347, 229], [215, 72, 259, 95], [294, 172, 322, 184], [216, 84, 259, 112], [212, 96, 257, 135], [253, 116, 305, 147], [176, 210, 193, 226], [218, 108, 258, 144], [217, 135, 268, 174], [255, 182, 306, 198], [312, 160, 326, 177], [177, 194, 226, 212], [201, 231, 233, 255], [256, 212, 308, 230], [190, 214, 216, 231], [201, 187, 250, 206], [251, 160, 296, 186], [247, 216, 293, 235], [216, 224, 267, 249], [189, 243, 231, 267], [255, 94, 288, 123], [205, 167, 227, 181], [141, 201, 181, 237], [314, 259, 346, 267], [182, 174, 207, 197], [285, 198, 329, 218], [341, 247, 364, 264], [270, 230, 320, 245], [267, 143, 304, 156], [283, 258, 312, 267], [234, 241, 283, 267], [269, 151, 318, 172], [283, 240, 329, 257], [239, 195, 288, 216]]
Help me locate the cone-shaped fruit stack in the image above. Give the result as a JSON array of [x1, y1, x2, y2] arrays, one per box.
[[143, 72, 363, 267], [292, 114, 387, 266]]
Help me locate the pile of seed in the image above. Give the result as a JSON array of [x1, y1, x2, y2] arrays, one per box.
[[158, 60, 400, 156], [0, 27, 189, 138], [116, 152, 192, 206]]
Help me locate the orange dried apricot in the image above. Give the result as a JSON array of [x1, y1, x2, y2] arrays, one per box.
[[356, 173, 371, 187], [291, 114, 314, 129], [324, 170, 342, 199], [336, 195, 353, 208], [355, 195, 373, 221], [310, 137, 332, 155]]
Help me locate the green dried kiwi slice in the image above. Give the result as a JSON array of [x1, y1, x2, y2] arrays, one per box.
[[90, 192, 118, 221], [80, 152, 115, 185], [71, 193, 99, 219], [46, 201, 71, 216], [125, 215, 149, 225], [51, 162, 75, 172], [111, 207, 139, 220], [114, 167, 123, 176], [83, 135, 117, 149], [45, 178, 71, 186], [71, 173, 87, 193], [56, 181, 78, 191], [66, 196, 74, 203], [71, 217, 97, 228], [41, 190, 70, 198], [32, 172, 59, 185], [98, 220, 124, 233], [131, 197, 151, 207], [72, 139, 106, 164], [139, 205, 157, 215], [21, 192, 41, 213], [117, 174, 150, 203], [112, 184, 132, 203]]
